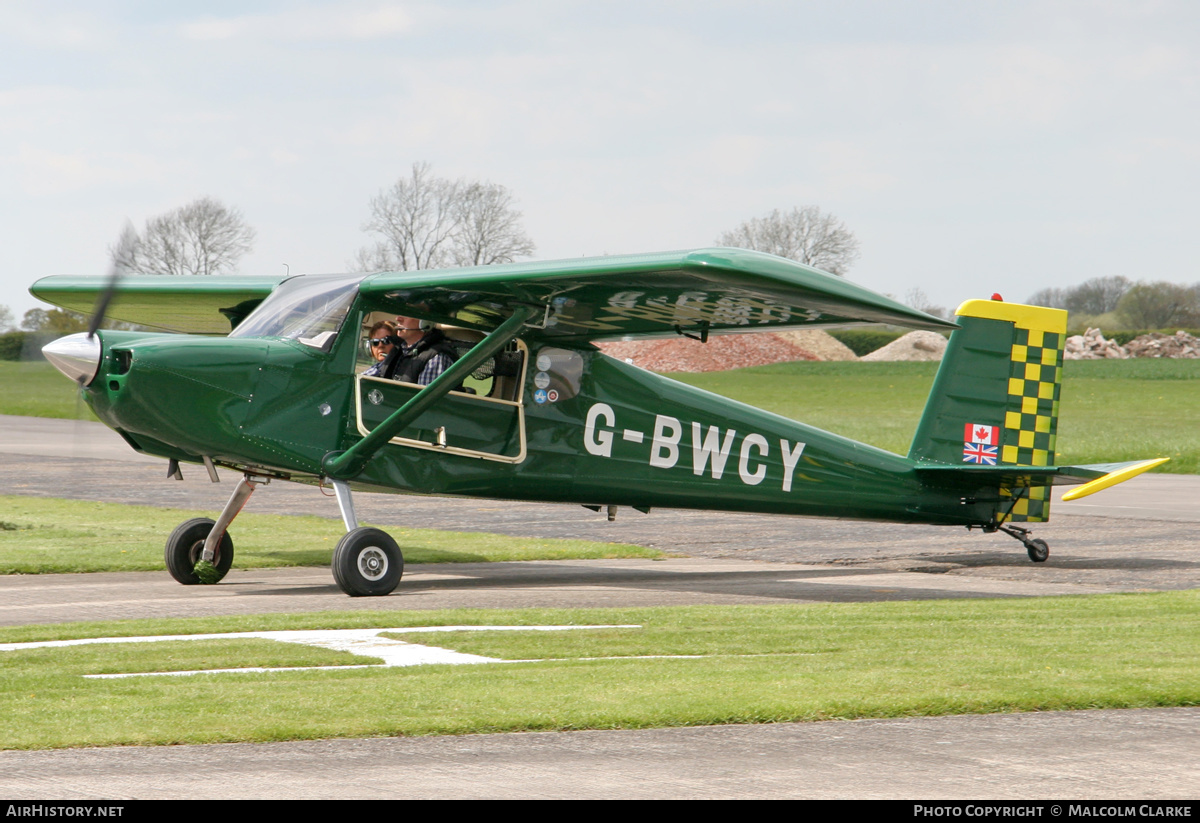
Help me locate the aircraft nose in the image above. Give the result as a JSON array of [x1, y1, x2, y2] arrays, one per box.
[[42, 332, 102, 385]]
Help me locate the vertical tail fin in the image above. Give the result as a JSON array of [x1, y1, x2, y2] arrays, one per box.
[[909, 299, 1068, 522]]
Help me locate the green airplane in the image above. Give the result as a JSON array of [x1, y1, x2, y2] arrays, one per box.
[[31, 248, 1165, 597]]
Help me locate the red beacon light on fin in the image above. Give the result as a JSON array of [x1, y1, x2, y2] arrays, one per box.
[[990, 293, 1004, 301]]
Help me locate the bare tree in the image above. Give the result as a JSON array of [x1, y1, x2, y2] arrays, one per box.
[[1029, 277, 1132, 316], [355, 162, 535, 272], [1027, 287, 1067, 309], [0, 305, 14, 332], [904, 287, 947, 319], [717, 206, 861, 276], [109, 222, 140, 272], [1063, 276, 1132, 316], [452, 181, 536, 267], [361, 163, 460, 271], [128, 197, 256, 276], [350, 242, 402, 274]]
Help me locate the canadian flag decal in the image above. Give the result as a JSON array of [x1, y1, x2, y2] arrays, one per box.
[[965, 423, 998, 445]]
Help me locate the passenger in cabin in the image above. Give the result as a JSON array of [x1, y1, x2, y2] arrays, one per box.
[[387, 316, 460, 386], [361, 320, 400, 378]]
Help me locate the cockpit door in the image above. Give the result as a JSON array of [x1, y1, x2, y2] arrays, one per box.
[[354, 343, 527, 463]]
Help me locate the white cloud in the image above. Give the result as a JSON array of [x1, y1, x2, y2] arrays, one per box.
[[180, 4, 412, 42], [0, 7, 112, 50]]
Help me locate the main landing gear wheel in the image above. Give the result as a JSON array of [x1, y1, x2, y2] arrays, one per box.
[[1026, 538, 1050, 563], [332, 527, 404, 597], [165, 517, 234, 585]]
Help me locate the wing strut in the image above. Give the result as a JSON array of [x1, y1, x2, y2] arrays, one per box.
[[321, 305, 535, 480]]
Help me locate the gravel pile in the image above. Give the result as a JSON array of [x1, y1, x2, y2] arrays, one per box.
[[1124, 330, 1200, 358], [1065, 328, 1128, 359], [596, 333, 819, 373], [1066, 328, 1200, 359], [860, 331, 948, 362], [773, 330, 859, 362]]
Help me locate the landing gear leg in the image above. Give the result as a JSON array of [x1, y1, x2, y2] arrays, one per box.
[[202, 474, 267, 564], [998, 524, 1050, 563], [331, 479, 359, 531], [165, 473, 268, 585]]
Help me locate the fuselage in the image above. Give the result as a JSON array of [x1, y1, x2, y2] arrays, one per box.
[[65, 324, 991, 528]]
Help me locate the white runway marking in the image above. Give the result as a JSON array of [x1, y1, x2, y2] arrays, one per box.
[[2, 625, 641, 678]]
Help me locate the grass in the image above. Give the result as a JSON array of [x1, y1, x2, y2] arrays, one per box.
[[667, 360, 1200, 473], [0, 361, 97, 420], [0, 593, 1196, 749], [10, 639, 367, 675], [0, 495, 661, 574]]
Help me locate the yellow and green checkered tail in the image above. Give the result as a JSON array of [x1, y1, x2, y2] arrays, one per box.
[[909, 299, 1067, 523]]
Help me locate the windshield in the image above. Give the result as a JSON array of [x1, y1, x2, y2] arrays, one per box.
[[230, 274, 362, 349]]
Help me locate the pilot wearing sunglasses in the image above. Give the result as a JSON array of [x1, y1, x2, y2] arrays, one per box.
[[362, 319, 399, 377]]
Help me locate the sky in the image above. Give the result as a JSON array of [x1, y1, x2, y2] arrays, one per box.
[[2, 1, 1198, 322]]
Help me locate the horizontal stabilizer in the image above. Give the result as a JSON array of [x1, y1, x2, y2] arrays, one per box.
[[916, 456, 1166, 524], [916, 457, 1168, 494], [915, 462, 1105, 489], [1060, 458, 1170, 501]]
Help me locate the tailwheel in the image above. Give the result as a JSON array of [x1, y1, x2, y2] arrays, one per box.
[[165, 517, 234, 585], [332, 527, 404, 597], [997, 524, 1050, 564], [1026, 538, 1050, 563]]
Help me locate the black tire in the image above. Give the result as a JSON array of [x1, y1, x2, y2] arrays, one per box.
[[332, 527, 403, 597], [1026, 538, 1050, 563], [165, 517, 234, 585]]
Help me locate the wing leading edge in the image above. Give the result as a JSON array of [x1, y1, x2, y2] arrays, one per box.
[[29, 274, 288, 334]]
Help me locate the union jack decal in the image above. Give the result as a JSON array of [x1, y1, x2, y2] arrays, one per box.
[[963, 442, 999, 465]]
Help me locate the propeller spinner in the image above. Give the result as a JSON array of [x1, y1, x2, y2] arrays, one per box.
[[43, 333, 102, 385]]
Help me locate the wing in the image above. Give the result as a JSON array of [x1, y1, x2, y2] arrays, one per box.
[[30, 249, 953, 338], [29, 274, 288, 334], [359, 248, 957, 341]]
